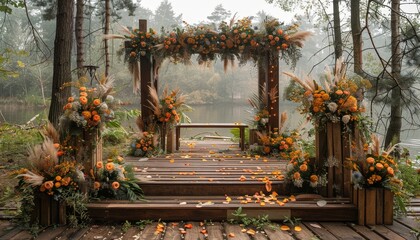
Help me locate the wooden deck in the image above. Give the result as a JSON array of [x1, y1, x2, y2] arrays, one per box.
[[0, 217, 418, 240], [86, 140, 358, 222]]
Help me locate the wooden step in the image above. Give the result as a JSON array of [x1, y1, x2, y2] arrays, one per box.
[[87, 196, 357, 222]]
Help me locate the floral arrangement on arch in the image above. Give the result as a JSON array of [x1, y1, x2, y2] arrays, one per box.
[[130, 131, 158, 157], [60, 77, 115, 135], [284, 58, 371, 129], [350, 135, 402, 190], [90, 155, 143, 201]]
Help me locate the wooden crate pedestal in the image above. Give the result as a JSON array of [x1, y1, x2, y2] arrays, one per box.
[[352, 188, 393, 225], [33, 193, 66, 226]]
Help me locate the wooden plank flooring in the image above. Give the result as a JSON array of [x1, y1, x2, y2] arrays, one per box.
[[1, 218, 418, 240]]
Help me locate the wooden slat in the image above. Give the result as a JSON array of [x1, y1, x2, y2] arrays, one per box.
[[383, 189, 394, 225], [293, 223, 317, 240], [303, 222, 337, 240], [326, 122, 334, 197], [332, 122, 343, 197], [342, 130, 351, 197], [8, 230, 32, 240], [253, 231, 268, 240], [395, 216, 420, 230], [66, 227, 89, 240], [133, 223, 162, 240], [376, 188, 384, 225], [321, 222, 364, 239], [0, 227, 24, 240], [263, 226, 293, 240], [0, 220, 14, 237], [53, 227, 88, 240], [372, 225, 406, 240], [349, 224, 385, 240], [224, 223, 251, 240], [357, 188, 366, 225], [35, 226, 68, 240], [206, 223, 224, 240], [184, 222, 205, 240], [384, 221, 418, 240], [366, 188, 377, 225], [162, 222, 182, 240]]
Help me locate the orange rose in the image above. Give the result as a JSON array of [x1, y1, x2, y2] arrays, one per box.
[[62, 177, 71, 186], [82, 111, 92, 120], [136, 143, 141, 149], [105, 162, 114, 171], [79, 96, 88, 105], [387, 167, 394, 176], [53, 143, 60, 149], [293, 172, 301, 180], [79, 87, 87, 92], [94, 181, 101, 190], [281, 43, 288, 49], [55, 182, 61, 188], [313, 106, 320, 113], [375, 163, 384, 171], [93, 115, 101, 122], [277, 29, 283, 35], [310, 175, 318, 183], [299, 164, 308, 172], [44, 181, 54, 190], [366, 157, 375, 164], [285, 137, 293, 145], [79, 91, 88, 97], [55, 176, 62, 181], [96, 161, 103, 169], [63, 103, 72, 110], [68, 97, 74, 102], [369, 166, 375, 171], [111, 181, 120, 189], [93, 99, 101, 106]]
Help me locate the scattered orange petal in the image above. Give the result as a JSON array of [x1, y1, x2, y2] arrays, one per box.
[[180, 230, 187, 234], [260, 202, 266, 206], [280, 225, 291, 231], [265, 180, 272, 192], [229, 233, 235, 237], [200, 229, 207, 234], [246, 229, 256, 235], [294, 226, 302, 232], [184, 223, 193, 229], [169, 159, 175, 163], [239, 175, 247, 181], [289, 195, 296, 201], [283, 198, 289, 203]]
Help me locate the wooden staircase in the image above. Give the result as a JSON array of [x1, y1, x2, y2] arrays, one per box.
[[87, 140, 357, 222]]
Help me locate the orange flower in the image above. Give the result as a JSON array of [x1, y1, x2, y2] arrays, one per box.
[[375, 162, 384, 171], [106, 162, 114, 171], [62, 177, 71, 186], [387, 167, 394, 176], [82, 111, 92, 120], [285, 137, 293, 145], [68, 97, 74, 102], [93, 99, 101, 106], [335, 90, 343, 95], [55, 176, 62, 181], [313, 106, 320, 112], [93, 115, 101, 122], [293, 172, 301, 180], [79, 91, 88, 97], [53, 143, 60, 149], [79, 96, 88, 105], [277, 29, 283, 35], [44, 181, 54, 190], [281, 43, 288, 49], [322, 93, 330, 100], [40, 184, 46, 192], [310, 175, 318, 183], [165, 112, 171, 118], [111, 181, 120, 189], [79, 87, 87, 92], [55, 182, 61, 188], [63, 103, 72, 110], [94, 181, 101, 190], [136, 143, 141, 149], [96, 161, 103, 169], [299, 164, 308, 172], [366, 157, 375, 164]]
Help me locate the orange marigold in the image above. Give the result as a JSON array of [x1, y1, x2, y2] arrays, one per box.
[[93, 115, 101, 122], [112, 181, 120, 189]]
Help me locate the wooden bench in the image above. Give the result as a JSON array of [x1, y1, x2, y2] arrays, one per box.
[[175, 123, 248, 151]]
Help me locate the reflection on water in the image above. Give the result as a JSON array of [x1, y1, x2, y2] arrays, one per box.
[[0, 104, 47, 124]]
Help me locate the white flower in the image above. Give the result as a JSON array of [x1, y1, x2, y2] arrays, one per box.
[[327, 102, 338, 113], [286, 163, 295, 172], [293, 178, 304, 188], [106, 95, 114, 103], [342, 114, 351, 124], [99, 102, 109, 111]]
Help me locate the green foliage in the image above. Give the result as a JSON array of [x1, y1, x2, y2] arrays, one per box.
[[122, 220, 132, 233], [0, 0, 24, 14], [61, 189, 90, 227], [0, 123, 43, 165], [229, 207, 275, 230], [230, 128, 249, 144], [103, 109, 140, 146], [283, 216, 301, 227], [136, 219, 153, 230]]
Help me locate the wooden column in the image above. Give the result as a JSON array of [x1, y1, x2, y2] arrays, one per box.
[[267, 55, 279, 131], [257, 53, 279, 132], [316, 122, 352, 198], [139, 19, 155, 127]]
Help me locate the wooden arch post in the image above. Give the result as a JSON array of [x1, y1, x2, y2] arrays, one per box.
[[258, 52, 279, 132]]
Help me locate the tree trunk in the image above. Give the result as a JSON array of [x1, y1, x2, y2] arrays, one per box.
[[104, 0, 110, 77], [333, 0, 343, 60], [48, 0, 74, 128], [351, 0, 362, 74], [75, 0, 84, 78], [384, 0, 402, 147]]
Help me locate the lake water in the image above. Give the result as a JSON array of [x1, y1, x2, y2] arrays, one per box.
[[2, 102, 420, 158]]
